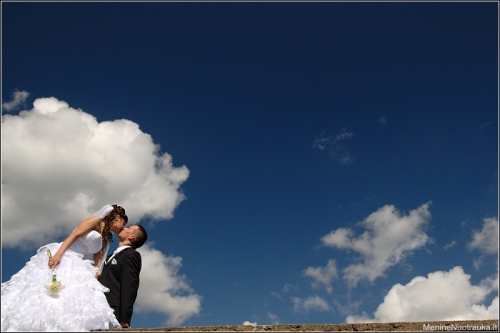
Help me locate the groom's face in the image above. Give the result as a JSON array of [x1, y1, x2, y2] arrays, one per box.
[[119, 225, 139, 241]]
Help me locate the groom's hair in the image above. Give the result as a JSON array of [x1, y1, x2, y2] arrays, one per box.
[[131, 224, 148, 249]]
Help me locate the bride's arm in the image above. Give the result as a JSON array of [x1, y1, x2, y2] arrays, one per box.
[[48, 216, 101, 269]]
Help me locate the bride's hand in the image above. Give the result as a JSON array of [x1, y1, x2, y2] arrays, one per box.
[[48, 254, 61, 269]]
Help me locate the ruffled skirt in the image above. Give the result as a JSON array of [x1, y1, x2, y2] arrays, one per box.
[[1, 243, 121, 332]]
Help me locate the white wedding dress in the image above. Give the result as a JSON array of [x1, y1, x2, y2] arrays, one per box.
[[1, 228, 121, 331]]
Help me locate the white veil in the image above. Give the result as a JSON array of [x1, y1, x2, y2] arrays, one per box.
[[93, 204, 114, 219]]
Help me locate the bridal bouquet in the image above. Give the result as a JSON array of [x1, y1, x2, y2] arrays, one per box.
[[45, 249, 65, 295]]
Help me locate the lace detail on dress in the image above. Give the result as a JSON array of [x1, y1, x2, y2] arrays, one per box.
[[1, 238, 120, 331]]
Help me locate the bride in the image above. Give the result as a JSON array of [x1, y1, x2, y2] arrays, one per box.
[[1, 204, 127, 331]]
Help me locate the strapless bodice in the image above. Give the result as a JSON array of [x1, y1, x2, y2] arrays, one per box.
[[68, 230, 103, 256]]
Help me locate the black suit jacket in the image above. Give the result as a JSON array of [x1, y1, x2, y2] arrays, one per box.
[[99, 247, 142, 325]]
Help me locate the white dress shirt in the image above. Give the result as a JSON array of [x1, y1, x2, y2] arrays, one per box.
[[106, 245, 131, 264]]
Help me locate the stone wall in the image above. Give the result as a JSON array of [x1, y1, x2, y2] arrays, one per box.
[[95, 319, 499, 331]]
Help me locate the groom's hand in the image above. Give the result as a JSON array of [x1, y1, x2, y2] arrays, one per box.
[[120, 322, 130, 328]]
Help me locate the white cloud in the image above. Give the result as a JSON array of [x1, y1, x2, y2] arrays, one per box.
[[270, 284, 297, 301], [346, 266, 499, 323], [271, 291, 283, 300], [267, 311, 280, 324], [242, 321, 257, 326], [321, 202, 432, 287], [468, 217, 499, 255], [136, 244, 202, 326], [291, 295, 331, 314], [336, 128, 354, 141], [2, 96, 198, 325], [312, 129, 354, 165], [1, 97, 189, 248], [378, 116, 387, 126], [444, 240, 457, 250], [303, 259, 338, 293], [2, 90, 29, 111], [282, 283, 297, 293], [479, 122, 492, 131]]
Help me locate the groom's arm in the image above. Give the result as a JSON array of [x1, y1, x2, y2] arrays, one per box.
[[119, 250, 142, 326]]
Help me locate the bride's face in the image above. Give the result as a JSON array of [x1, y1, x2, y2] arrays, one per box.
[[111, 216, 127, 234]]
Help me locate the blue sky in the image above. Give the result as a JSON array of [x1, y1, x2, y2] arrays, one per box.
[[1, 1, 498, 328]]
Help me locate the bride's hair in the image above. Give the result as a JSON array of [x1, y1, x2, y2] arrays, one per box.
[[101, 205, 128, 243]]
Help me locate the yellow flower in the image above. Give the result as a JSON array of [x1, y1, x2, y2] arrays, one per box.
[[45, 279, 65, 294]]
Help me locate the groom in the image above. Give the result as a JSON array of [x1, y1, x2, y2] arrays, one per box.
[[99, 224, 148, 328]]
